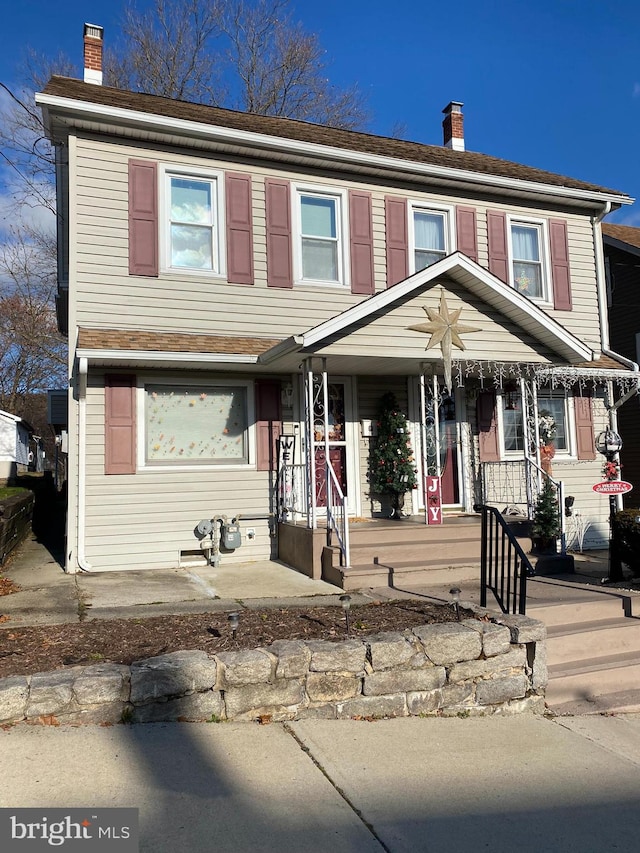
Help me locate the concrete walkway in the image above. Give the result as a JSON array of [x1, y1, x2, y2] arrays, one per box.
[[2, 715, 640, 852], [0, 534, 358, 627]]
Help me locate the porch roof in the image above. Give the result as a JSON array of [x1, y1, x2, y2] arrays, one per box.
[[260, 253, 598, 373], [76, 328, 285, 371]]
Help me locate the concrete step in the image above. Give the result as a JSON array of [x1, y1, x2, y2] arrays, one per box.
[[527, 594, 632, 627], [329, 561, 481, 592], [545, 652, 640, 710], [350, 540, 481, 563], [348, 520, 480, 547], [547, 687, 640, 716], [545, 618, 640, 666]]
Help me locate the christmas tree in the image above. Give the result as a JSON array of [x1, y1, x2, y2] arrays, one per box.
[[369, 392, 418, 518], [532, 478, 560, 548]]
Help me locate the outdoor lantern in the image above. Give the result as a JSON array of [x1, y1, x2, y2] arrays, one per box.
[[595, 428, 623, 459], [280, 382, 294, 408], [228, 611, 240, 640], [339, 594, 352, 634], [449, 587, 461, 621]]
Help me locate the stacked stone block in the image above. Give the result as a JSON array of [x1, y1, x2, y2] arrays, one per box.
[[0, 609, 547, 725]]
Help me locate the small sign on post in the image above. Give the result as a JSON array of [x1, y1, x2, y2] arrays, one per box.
[[592, 481, 633, 495], [425, 475, 443, 525]]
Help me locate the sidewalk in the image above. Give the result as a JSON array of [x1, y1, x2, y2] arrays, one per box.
[[2, 715, 640, 852]]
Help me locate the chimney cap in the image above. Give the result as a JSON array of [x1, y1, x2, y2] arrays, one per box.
[[442, 101, 464, 115], [84, 23, 104, 39]]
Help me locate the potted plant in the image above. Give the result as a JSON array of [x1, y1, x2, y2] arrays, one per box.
[[531, 478, 560, 554], [369, 392, 418, 519]]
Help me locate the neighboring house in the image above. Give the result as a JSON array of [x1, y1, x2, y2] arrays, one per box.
[[603, 223, 640, 504], [36, 25, 639, 575], [0, 410, 33, 483]]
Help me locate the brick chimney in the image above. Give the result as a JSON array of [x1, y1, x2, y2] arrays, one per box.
[[83, 23, 104, 85], [442, 101, 464, 151]]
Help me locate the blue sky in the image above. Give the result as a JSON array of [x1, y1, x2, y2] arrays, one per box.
[[2, 0, 640, 223]]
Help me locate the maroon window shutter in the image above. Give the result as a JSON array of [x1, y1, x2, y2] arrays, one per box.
[[349, 190, 374, 295], [385, 197, 408, 287], [574, 394, 596, 460], [487, 211, 509, 283], [550, 219, 572, 310], [105, 374, 136, 475], [456, 206, 478, 262], [225, 173, 254, 285], [128, 159, 158, 277], [255, 380, 282, 471], [477, 390, 500, 462], [265, 179, 293, 288]]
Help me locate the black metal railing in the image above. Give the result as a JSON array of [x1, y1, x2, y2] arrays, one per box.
[[476, 504, 535, 615]]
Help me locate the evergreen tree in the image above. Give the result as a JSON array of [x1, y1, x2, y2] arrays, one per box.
[[369, 393, 418, 518], [532, 479, 560, 544]]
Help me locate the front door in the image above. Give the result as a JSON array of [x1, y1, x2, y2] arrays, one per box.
[[412, 377, 464, 511], [311, 378, 359, 514]]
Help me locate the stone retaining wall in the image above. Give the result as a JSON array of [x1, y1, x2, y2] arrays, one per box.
[[0, 610, 547, 726], [0, 492, 34, 565]]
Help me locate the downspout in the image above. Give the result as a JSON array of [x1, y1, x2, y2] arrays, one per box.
[[592, 203, 640, 510], [76, 357, 92, 571]]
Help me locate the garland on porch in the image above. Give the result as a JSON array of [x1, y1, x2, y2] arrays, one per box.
[[448, 359, 639, 394]]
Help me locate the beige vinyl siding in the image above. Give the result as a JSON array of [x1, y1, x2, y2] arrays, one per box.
[[312, 277, 557, 365], [71, 135, 602, 354], [82, 370, 275, 571]]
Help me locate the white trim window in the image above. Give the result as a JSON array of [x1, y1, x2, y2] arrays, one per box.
[[162, 167, 224, 275], [141, 380, 254, 468], [536, 387, 573, 455], [410, 204, 454, 273], [294, 185, 347, 285], [499, 386, 574, 457], [508, 218, 550, 302]]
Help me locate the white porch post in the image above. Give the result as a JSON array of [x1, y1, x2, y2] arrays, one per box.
[[520, 377, 541, 515], [304, 358, 317, 530], [303, 357, 330, 530]]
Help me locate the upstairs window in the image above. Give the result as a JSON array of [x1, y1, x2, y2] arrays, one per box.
[[413, 210, 447, 270], [410, 204, 454, 274], [294, 186, 347, 285], [169, 177, 216, 270], [162, 168, 223, 275], [509, 219, 549, 301]]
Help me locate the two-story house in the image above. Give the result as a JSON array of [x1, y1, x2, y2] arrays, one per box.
[[36, 25, 638, 579]]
